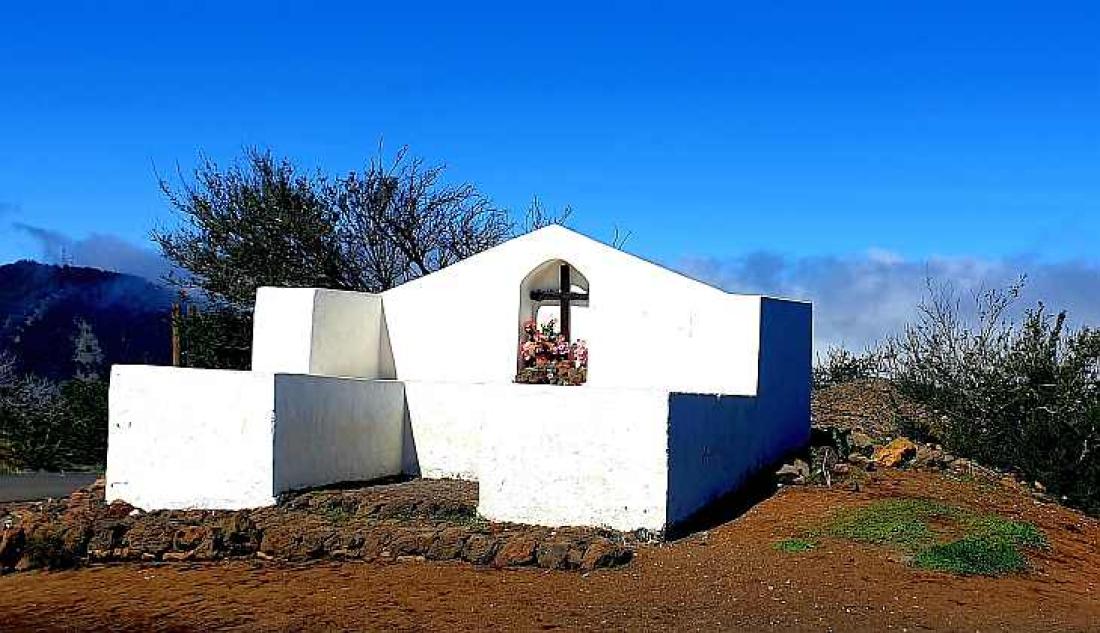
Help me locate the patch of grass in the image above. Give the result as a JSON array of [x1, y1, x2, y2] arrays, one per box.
[[819, 498, 1047, 576], [913, 536, 1027, 575], [773, 538, 816, 553], [824, 499, 958, 549], [963, 514, 1048, 549]]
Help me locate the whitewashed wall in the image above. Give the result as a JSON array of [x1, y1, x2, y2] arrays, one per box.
[[106, 366, 278, 510], [476, 385, 670, 532], [108, 368, 412, 510], [272, 375, 406, 493], [252, 288, 390, 379], [382, 225, 762, 395], [403, 381, 484, 480]]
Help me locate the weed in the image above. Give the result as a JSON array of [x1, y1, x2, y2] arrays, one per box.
[[773, 538, 816, 553]]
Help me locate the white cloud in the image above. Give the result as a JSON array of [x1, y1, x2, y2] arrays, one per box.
[[678, 252, 1100, 351]]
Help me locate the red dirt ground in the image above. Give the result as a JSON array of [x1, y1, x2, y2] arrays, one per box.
[[1, 470, 1097, 632]]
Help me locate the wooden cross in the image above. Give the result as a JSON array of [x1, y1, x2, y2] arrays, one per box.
[[529, 263, 589, 341]]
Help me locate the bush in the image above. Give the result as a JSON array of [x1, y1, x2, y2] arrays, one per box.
[[60, 378, 109, 467], [0, 376, 70, 470], [882, 280, 1100, 515], [812, 346, 884, 390], [175, 305, 253, 370], [0, 374, 109, 471]]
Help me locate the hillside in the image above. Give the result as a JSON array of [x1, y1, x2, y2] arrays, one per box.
[[0, 261, 174, 379]]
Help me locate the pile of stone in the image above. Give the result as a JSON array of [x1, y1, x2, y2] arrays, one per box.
[[775, 423, 1056, 503], [0, 478, 633, 574]]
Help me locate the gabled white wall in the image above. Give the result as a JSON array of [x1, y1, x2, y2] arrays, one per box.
[[382, 225, 761, 395]]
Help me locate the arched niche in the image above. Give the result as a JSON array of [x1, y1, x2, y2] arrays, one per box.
[[515, 259, 590, 385]]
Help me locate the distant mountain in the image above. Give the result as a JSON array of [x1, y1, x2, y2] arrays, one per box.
[[0, 260, 175, 380]]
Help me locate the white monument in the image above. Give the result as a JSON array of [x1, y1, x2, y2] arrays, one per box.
[[107, 225, 811, 533]]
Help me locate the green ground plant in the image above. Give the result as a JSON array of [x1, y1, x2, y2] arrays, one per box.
[[772, 538, 816, 553], [815, 498, 1048, 576]]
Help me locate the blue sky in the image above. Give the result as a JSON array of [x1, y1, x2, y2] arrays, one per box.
[[2, 2, 1098, 346]]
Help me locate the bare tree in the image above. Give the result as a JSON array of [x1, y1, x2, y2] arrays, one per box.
[[521, 195, 573, 234], [331, 147, 513, 292], [155, 146, 532, 304]]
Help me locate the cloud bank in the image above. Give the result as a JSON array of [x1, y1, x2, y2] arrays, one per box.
[[11, 223, 170, 282], [679, 251, 1100, 351]]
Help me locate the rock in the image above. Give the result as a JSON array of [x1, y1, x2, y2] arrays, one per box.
[[426, 527, 467, 561], [579, 540, 632, 571], [105, 501, 135, 519], [162, 550, 194, 562], [847, 453, 870, 467], [831, 463, 850, 475], [872, 438, 917, 468], [173, 526, 208, 551], [218, 514, 260, 555], [125, 519, 176, 556], [461, 534, 499, 565], [494, 535, 538, 567], [849, 430, 877, 455], [566, 545, 587, 569], [535, 539, 572, 570], [388, 531, 435, 558], [776, 459, 811, 484], [0, 526, 25, 570], [949, 458, 972, 472]]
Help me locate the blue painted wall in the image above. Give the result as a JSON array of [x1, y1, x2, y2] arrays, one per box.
[[665, 298, 811, 528]]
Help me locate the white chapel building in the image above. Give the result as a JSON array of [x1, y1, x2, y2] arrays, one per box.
[[107, 225, 811, 533]]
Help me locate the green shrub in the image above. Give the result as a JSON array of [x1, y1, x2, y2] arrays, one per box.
[[879, 280, 1100, 516], [175, 305, 253, 370], [812, 346, 884, 390]]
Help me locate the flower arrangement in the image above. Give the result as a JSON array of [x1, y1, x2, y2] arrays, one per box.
[[515, 317, 588, 386]]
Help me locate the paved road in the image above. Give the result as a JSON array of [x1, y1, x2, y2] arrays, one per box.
[[0, 472, 100, 502]]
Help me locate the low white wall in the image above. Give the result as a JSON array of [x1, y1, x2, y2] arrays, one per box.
[[477, 385, 670, 532], [106, 366, 277, 510], [272, 375, 405, 493], [403, 381, 485, 480]]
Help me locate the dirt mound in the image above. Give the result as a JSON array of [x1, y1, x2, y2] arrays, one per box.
[[812, 378, 935, 437], [0, 478, 633, 574]]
